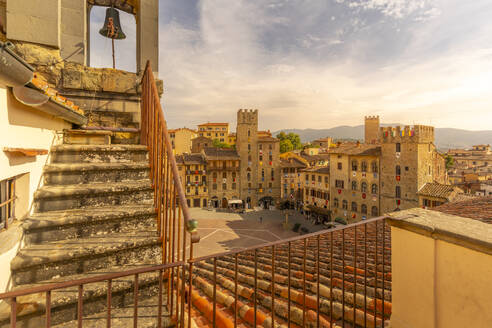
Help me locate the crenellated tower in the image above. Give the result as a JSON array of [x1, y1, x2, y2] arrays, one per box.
[[236, 109, 259, 208], [364, 116, 380, 144], [379, 125, 437, 213]]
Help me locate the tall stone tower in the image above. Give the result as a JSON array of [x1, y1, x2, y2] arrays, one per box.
[[365, 116, 380, 144], [379, 125, 436, 214], [236, 109, 259, 208]]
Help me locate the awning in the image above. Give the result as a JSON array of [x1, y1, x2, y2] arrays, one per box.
[[228, 199, 243, 204]]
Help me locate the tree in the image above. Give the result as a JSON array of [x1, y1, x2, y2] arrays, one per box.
[[212, 139, 231, 149], [279, 139, 294, 153], [445, 155, 454, 170], [276, 132, 302, 152]]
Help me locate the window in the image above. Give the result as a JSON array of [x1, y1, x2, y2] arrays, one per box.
[[361, 204, 367, 214], [213, 172, 217, 179], [247, 172, 251, 181], [305, 174, 309, 181], [259, 144, 263, 150], [271, 168, 274, 180], [324, 176, 329, 183], [269, 144, 273, 150], [371, 206, 378, 216], [318, 176, 321, 183], [396, 143, 401, 152], [268, 182, 272, 188], [361, 182, 367, 193], [259, 183, 263, 189], [222, 183, 227, 190], [371, 161, 378, 173], [306, 188, 309, 196], [312, 175, 315, 181], [262, 169, 265, 178], [337, 162, 342, 170], [371, 184, 378, 194], [351, 181, 357, 191], [213, 184, 217, 190], [396, 165, 401, 175], [232, 183, 236, 189], [361, 161, 367, 172], [248, 130, 251, 137], [342, 200, 348, 210], [335, 180, 344, 188], [222, 172, 227, 178], [351, 202, 357, 212], [351, 160, 358, 171], [223, 161, 227, 169], [232, 172, 236, 179], [334, 198, 339, 207], [395, 186, 401, 198], [259, 155, 263, 161], [248, 144, 251, 151], [269, 155, 273, 161]]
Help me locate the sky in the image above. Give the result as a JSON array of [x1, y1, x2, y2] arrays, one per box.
[[90, 0, 492, 132]]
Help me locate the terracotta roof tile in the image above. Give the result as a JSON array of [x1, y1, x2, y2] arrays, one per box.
[[417, 183, 461, 199], [328, 143, 381, 156], [432, 197, 492, 224]]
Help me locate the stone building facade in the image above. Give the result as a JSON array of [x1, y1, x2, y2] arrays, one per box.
[[302, 167, 330, 211], [203, 148, 240, 208], [176, 154, 208, 208], [280, 158, 307, 205], [236, 109, 281, 208], [328, 143, 381, 222], [379, 125, 440, 213], [191, 136, 213, 153], [197, 123, 230, 143]]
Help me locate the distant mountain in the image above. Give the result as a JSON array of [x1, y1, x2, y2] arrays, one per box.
[[273, 126, 492, 150]]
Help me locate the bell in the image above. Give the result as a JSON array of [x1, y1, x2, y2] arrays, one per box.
[[99, 7, 126, 40]]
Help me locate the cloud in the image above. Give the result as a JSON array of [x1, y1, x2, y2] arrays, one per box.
[[90, 0, 492, 131]]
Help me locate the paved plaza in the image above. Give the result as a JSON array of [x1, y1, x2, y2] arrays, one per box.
[[189, 208, 327, 258]]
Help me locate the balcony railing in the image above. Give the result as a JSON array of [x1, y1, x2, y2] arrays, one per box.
[[0, 216, 391, 327]]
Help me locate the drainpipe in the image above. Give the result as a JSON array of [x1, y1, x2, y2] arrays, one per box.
[[0, 41, 34, 87]]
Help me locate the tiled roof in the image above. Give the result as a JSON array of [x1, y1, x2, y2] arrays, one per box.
[[31, 73, 84, 116], [417, 183, 460, 199], [198, 122, 229, 126], [303, 166, 330, 174], [328, 143, 381, 156], [258, 136, 278, 142], [188, 222, 392, 327], [203, 147, 240, 159], [177, 153, 206, 165], [432, 197, 492, 224], [280, 158, 307, 169]]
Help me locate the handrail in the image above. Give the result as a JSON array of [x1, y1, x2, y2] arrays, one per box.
[[140, 61, 199, 266], [0, 262, 185, 300]]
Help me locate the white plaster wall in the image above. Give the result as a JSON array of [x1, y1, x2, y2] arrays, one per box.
[[0, 85, 70, 293]]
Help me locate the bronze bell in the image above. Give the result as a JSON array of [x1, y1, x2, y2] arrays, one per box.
[[99, 7, 126, 40]]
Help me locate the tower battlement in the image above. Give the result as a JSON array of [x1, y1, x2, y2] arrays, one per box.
[[237, 109, 259, 125], [379, 125, 434, 144], [364, 115, 380, 144], [365, 115, 380, 120]]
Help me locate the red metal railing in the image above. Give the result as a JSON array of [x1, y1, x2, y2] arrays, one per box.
[[140, 61, 200, 265]]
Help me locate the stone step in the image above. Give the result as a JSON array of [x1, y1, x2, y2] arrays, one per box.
[[0, 264, 172, 328], [11, 231, 161, 285], [86, 110, 139, 129], [50, 144, 148, 164], [23, 204, 157, 245], [34, 181, 153, 212], [43, 162, 150, 185], [112, 130, 141, 145], [63, 129, 112, 145]]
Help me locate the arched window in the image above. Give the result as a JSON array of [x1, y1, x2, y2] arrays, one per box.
[[361, 182, 368, 193], [371, 184, 378, 194], [213, 172, 217, 178], [396, 186, 401, 198], [351, 181, 357, 190], [361, 204, 367, 214], [396, 165, 401, 175], [371, 206, 378, 216], [361, 161, 368, 172], [371, 161, 378, 173], [351, 201, 357, 212], [351, 160, 358, 171], [342, 200, 348, 210], [333, 198, 339, 208], [247, 172, 251, 181], [248, 130, 251, 137]]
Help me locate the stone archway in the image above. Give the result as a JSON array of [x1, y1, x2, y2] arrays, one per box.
[[221, 198, 228, 209]]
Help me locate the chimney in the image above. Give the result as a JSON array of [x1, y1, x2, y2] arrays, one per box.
[[337, 141, 341, 147], [356, 140, 360, 147]]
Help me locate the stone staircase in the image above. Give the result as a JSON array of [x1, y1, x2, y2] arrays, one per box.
[[0, 111, 176, 327]]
